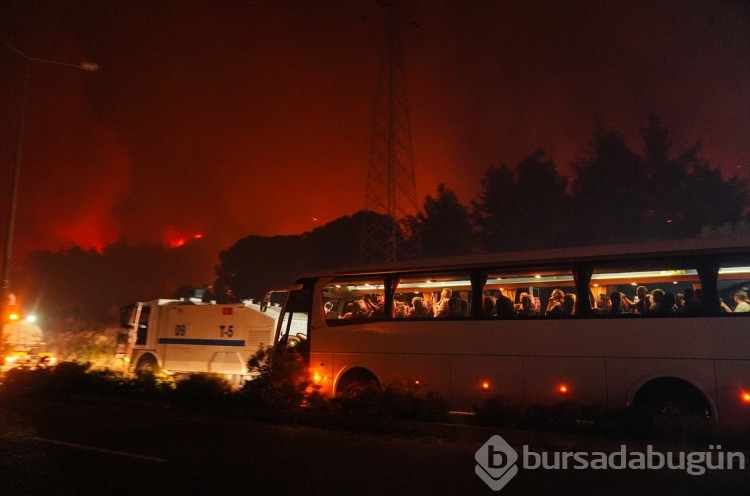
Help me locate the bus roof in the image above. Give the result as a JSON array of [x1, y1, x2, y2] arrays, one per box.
[[304, 235, 750, 279]]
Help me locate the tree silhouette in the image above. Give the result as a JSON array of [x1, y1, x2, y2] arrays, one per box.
[[472, 149, 568, 251], [417, 183, 474, 257], [569, 121, 649, 245]]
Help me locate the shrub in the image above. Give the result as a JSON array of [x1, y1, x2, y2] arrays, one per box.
[[173, 373, 235, 405], [473, 394, 523, 428], [1, 367, 52, 396], [242, 346, 311, 419], [45, 361, 92, 397], [330, 381, 449, 431]]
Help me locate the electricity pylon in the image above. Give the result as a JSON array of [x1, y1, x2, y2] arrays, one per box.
[[361, 6, 421, 264]]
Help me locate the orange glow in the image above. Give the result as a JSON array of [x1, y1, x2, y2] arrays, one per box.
[[413, 379, 422, 388], [166, 231, 204, 248], [312, 372, 326, 386], [741, 391, 750, 404], [481, 380, 491, 392], [557, 384, 570, 395], [8, 313, 19, 321]]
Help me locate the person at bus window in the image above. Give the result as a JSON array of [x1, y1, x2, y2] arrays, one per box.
[[632, 285, 651, 314], [649, 289, 675, 316], [563, 293, 576, 316], [495, 293, 515, 318], [733, 290, 750, 312], [516, 293, 537, 316], [594, 293, 611, 314], [364, 294, 385, 316], [680, 287, 702, 316], [648, 289, 664, 311], [410, 296, 431, 317], [434, 288, 453, 317], [342, 299, 369, 318], [483, 296, 496, 317], [544, 289, 565, 316], [394, 300, 408, 318], [608, 292, 625, 315], [341, 301, 355, 318], [675, 292, 685, 311]]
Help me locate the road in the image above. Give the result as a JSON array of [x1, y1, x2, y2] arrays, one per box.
[[1, 396, 749, 495]]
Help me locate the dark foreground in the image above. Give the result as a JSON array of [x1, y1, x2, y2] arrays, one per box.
[[1, 396, 749, 496]]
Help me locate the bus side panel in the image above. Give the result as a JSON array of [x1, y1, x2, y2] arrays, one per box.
[[522, 356, 608, 407], [309, 352, 334, 395], [385, 353, 452, 402], [450, 355, 524, 412], [713, 361, 750, 429]]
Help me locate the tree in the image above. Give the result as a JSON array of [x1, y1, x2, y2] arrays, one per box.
[[214, 211, 395, 302], [569, 121, 647, 245], [472, 149, 568, 252], [417, 184, 473, 257], [640, 115, 748, 238]]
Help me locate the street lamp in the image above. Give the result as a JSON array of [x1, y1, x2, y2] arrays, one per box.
[[1, 40, 98, 321]]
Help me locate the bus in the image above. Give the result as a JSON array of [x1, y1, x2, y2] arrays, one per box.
[[264, 236, 750, 428]]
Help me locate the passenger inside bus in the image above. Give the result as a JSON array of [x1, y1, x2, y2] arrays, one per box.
[[409, 297, 432, 317], [516, 293, 537, 316], [364, 293, 385, 316], [544, 289, 565, 316]]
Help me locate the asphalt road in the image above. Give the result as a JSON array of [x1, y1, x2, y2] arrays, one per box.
[[1, 396, 749, 496]]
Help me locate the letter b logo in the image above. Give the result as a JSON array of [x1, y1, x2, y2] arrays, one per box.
[[475, 435, 519, 491]]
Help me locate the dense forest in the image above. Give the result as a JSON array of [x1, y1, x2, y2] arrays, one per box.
[[18, 117, 750, 325]]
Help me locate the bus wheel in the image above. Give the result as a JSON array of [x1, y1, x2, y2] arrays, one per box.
[[337, 368, 379, 398], [136, 355, 160, 375], [631, 378, 712, 436]]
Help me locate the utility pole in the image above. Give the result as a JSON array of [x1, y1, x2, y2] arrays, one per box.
[[360, 5, 421, 264], [0, 40, 98, 323]]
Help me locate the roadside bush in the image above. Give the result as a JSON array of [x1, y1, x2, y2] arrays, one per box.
[[473, 394, 523, 428], [242, 346, 311, 419], [0, 367, 52, 396], [172, 373, 236, 406], [330, 381, 449, 431], [1, 361, 175, 401], [380, 381, 449, 422], [45, 361, 92, 396]]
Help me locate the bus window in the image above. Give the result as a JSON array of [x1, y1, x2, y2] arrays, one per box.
[[322, 275, 387, 322], [717, 261, 750, 314], [486, 266, 574, 317], [588, 262, 701, 315], [394, 271, 473, 318]]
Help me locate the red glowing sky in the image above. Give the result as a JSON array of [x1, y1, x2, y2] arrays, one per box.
[[1, 1, 749, 266]]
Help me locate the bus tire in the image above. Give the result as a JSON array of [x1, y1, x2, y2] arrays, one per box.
[[135, 355, 160, 376], [631, 377, 712, 435], [336, 368, 380, 398]]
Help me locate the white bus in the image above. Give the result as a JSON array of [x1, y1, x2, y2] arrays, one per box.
[[265, 237, 750, 428]]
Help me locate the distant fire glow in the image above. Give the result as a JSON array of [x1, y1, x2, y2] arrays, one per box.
[[164, 227, 205, 248]]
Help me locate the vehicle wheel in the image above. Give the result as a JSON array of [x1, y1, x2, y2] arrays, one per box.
[[631, 379, 712, 437], [136, 356, 159, 375], [338, 379, 379, 398]]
